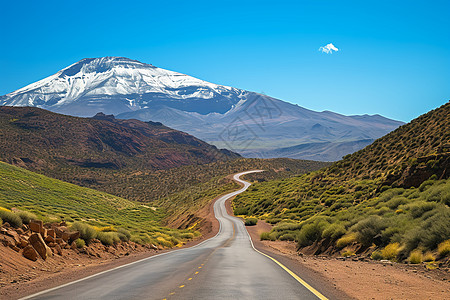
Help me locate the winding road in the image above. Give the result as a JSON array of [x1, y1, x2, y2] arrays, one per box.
[[22, 171, 326, 300]]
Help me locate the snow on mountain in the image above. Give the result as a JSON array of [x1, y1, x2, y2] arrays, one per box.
[[1, 57, 246, 116], [0, 57, 404, 161]]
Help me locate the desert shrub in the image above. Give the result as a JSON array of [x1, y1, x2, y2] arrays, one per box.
[[260, 232, 275, 241], [0, 218, 2, 226], [336, 233, 358, 248], [99, 226, 116, 232], [15, 210, 37, 224], [273, 222, 302, 232], [297, 220, 329, 247], [279, 233, 296, 241], [234, 207, 249, 215], [441, 190, 450, 205], [352, 216, 387, 246], [381, 242, 401, 261], [117, 228, 131, 241], [74, 238, 86, 248], [408, 249, 423, 264], [244, 218, 258, 226], [408, 201, 437, 218], [266, 217, 282, 224], [0, 210, 22, 228], [179, 232, 194, 239], [322, 223, 346, 240], [423, 251, 435, 262], [371, 250, 383, 260], [71, 222, 97, 243], [97, 231, 120, 246], [437, 240, 450, 257]]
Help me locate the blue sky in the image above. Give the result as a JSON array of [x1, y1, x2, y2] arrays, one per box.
[[1, 0, 449, 122]]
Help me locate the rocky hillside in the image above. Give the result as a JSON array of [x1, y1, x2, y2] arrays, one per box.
[[233, 101, 450, 263], [0, 106, 238, 187]]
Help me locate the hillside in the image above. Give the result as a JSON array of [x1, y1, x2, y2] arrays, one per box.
[[233, 101, 450, 262], [0, 161, 193, 246], [0, 56, 403, 160]]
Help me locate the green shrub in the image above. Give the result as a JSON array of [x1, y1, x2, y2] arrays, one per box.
[[322, 223, 346, 240], [117, 228, 131, 242], [408, 201, 437, 218], [371, 250, 383, 260], [234, 207, 249, 215], [341, 250, 355, 257], [15, 210, 37, 224], [336, 233, 357, 248], [71, 222, 97, 243], [437, 240, 450, 257], [297, 220, 329, 247], [0, 210, 22, 228], [97, 231, 120, 246], [74, 238, 86, 248], [423, 251, 435, 262], [352, 216, 386, 246], [408, 249, 423, 264], [279, 233, 296, 241], [381, 242, 401, 261], [260, 232, 275, 241], [244, 218, 258, 226]]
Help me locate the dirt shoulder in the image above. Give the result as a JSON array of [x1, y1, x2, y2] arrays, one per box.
[[244, 219, 450, 300]]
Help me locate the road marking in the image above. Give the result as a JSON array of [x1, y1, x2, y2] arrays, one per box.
[[233, 171, 329, 300], [188, 277, 192, 280], [169, 292, 175, 295], [179, 285, 185, 288], [198, 266, 202, 269], [195, 271, 199, 274]]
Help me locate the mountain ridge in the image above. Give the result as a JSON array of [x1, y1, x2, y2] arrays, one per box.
[[0, 56, 404, 161]]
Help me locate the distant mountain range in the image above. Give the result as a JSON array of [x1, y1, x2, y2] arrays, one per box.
[[0, 57, 404, 161]]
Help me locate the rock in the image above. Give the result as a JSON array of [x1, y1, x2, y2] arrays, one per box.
[[28, 233, 52, 260], [21, 224, 29, 231], [3, 222, 10, 228], [29, 220, 42, 233], [40, 228, 47, 238], [0, 227, 7, 234], [150, 244, 158, 250], [0, 235, 15, 247], [54, 244, 63, 256], [45, 235, 55, 244], [23, 245, 38, 261], [54, 226, 68, 238], [48, 242, 56, 247], [5, 230, 20, 244], [55, 237, 64, 245], [15, 228, 25, 235], [70, 241, 77, 250], [9, 244, 20, 252], [68, 231, 80, 243], [18, 238, 29, 248], [62, 232, 70, 242], [59, 221, 67, 226], [47, 229, 56, 238]]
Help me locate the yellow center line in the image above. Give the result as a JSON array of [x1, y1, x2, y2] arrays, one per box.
[[188, 278, 192, 281], [195, 271, 199, 274], [198, 266, 202, 269], [179, 285, 185, 288], [169, 292, 175, 295]]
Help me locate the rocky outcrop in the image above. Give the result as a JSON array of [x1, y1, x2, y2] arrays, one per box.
[[22, 245, 38, 261], [28, 233, 52, 260]]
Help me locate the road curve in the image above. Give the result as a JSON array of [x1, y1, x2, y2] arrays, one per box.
[[22, 170, 325, 300]]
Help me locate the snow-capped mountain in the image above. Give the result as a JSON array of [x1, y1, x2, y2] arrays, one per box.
[[1, 57, 246, 116], [0, 57, 404, 161]]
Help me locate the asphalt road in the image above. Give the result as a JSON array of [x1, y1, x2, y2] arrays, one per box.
[[23, 171, 326, 300]]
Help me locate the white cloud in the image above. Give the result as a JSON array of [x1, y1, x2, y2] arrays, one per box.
[[319, 43, 339, 54]]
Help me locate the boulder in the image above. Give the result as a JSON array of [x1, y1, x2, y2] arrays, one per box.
[[55, 226, 68, 238], [15, 228, 25, 235], [5, 230, 20, 244], [18, 238, 29, 248], [70, 241, 77, 250], [47, 229, 56, 238], [2, 222, 10, 228], [54, 244, 63, 256], [40, 228, 47, 238], [29, 233, 52, 260], [45, 235, 55, 244], [62, 232, 70, 242], [22, 245, 38, 261], [29, 220, 42, 233], [68, 231, 80, 243]]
